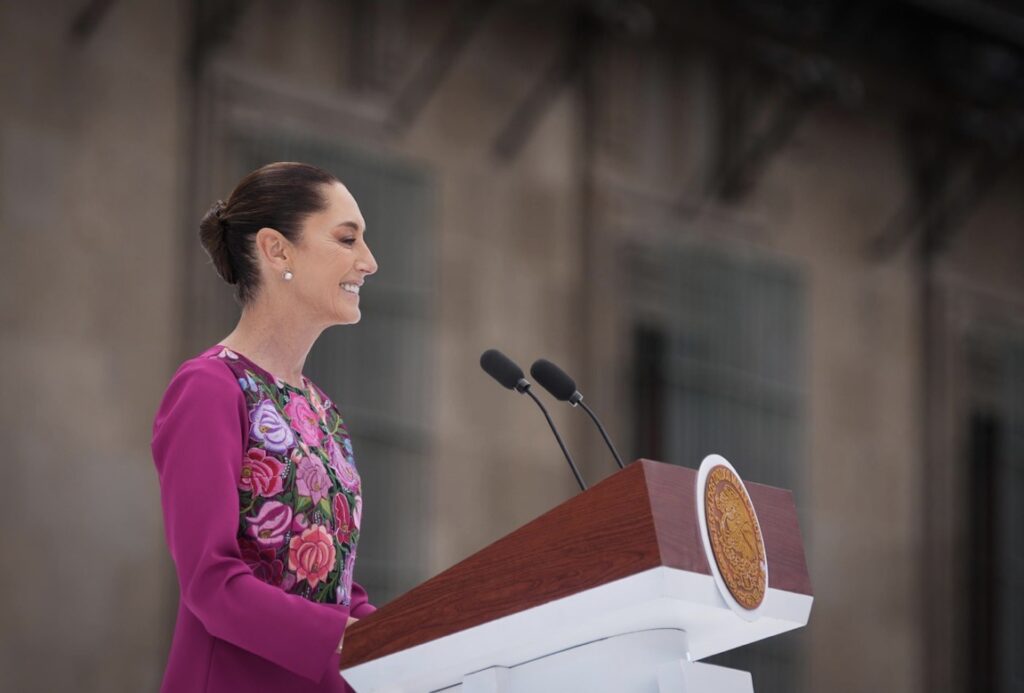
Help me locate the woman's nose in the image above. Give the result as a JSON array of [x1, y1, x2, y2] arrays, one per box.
[[359, 244, 378, 276]]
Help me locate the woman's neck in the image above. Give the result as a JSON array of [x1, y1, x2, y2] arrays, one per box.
[[218, 296, 324, 387]]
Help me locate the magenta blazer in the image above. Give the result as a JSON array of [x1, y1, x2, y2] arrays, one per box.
[[152, 346, 376, 692]]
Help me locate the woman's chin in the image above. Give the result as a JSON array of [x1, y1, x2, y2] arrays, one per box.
[[334, 309, 361, 326]]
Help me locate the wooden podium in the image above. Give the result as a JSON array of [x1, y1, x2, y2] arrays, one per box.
[[339, 459, 812, 692]]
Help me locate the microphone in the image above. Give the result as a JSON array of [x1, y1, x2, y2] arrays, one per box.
[[480, 349, 587, 491], [480, 348, 529, 393], [530, 358, 625, 470]]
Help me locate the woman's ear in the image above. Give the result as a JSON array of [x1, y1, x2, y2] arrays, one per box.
[[254, 227, 291, 271]]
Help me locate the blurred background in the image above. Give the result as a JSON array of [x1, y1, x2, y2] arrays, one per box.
[[2, 0, 1023, 691]]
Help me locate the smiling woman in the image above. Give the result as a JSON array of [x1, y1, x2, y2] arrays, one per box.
[[199, 162, 377, 320], [152, 162, 379, 692]]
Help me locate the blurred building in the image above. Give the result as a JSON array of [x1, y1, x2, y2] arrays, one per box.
[[1, 1, 1023, 691]]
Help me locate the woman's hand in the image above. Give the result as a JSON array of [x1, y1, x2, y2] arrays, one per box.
[[336, 617, 359, 654]]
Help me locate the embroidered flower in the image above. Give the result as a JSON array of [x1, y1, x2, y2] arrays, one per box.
[[239, 448, 285, 497], [292, 512, 308, 533], [237, 371, 258, 393], [326, 438, 346, 477], [288, 524, 336, 589], [240, 539, 285, 586], [284, 394, 323, 448], [245, 501, 292, 549], [329, 448, 360, 494], [250, 400, 295, 453], [333, 493, 355, 544], [218, 348, 239, 360], [296, 455, 331, 505], [353, 495, 362, 530]]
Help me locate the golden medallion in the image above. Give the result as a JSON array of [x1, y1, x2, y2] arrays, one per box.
[[703, 464, 766, 610]]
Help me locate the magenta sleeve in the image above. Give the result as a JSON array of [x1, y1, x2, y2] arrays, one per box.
[[349, 581, 377, 619], [152, 358, 350, 682]]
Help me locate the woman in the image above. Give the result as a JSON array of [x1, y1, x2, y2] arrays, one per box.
[[151, 162, 379, 692]]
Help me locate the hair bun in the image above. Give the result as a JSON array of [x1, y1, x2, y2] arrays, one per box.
[[199, 199, 237, 285]]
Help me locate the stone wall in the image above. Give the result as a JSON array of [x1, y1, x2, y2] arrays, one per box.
[[0, 0, 184, 690]]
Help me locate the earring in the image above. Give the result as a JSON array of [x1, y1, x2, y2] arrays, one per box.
[[283, 270, 294, 281]]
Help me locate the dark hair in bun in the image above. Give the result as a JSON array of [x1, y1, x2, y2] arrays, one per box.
[[198, 199, 234, 284], [198, 162, 340, 305]]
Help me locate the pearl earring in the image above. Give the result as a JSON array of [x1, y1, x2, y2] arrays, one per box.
[[283, 270, 294, 281]]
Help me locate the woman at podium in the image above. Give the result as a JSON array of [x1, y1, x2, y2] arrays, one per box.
[[151, 162, 379, 691]]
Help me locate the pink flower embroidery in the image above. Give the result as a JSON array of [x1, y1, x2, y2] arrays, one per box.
[[353, 495, 362, 530], [328, 442, 360, 494], [326, 439, 347, 477], [296, 456, 331, 505], [333, 493, 355, 544], [284, 394, 323, 448], [288, 524, 336, 588], [238, 448, 285, 497], [245, 501, 292, 549]]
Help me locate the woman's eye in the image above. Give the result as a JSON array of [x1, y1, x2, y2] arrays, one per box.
[[340, 237, 356, 246]]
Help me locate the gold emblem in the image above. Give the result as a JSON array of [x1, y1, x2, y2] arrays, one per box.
[[704, 465, 766, 610]]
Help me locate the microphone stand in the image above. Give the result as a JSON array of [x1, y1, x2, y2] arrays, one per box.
[[521, 383, 587, 491], [575, 399, 625, 470]]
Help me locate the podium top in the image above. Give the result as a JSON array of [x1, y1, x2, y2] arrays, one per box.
[[341, 459, 811, 669]]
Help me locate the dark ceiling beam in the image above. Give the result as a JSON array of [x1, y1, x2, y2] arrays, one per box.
[[563, 0, 1023, 134], [491, 45, 578, 162], [69, 0, 117, 42], [919, 154, 1007, 258], [491, 2, 660, 162], [187, 0, 254, 78], [388, 0, 499, 132], [706, 33, 864, 200], [714, 85, 821, 201], [492, 13, 594, 162], [629, 0, 1022, 207], [527, 0, 1023, 253], [867, 120, 1014, 261]]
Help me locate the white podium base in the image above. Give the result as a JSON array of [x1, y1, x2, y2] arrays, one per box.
[[447, 630, 751, 693], [342, 567, 809, 692]]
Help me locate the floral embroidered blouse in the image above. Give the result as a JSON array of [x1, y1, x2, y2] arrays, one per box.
[[152, 345, 374, 692], [220, 347, 363, 605]]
